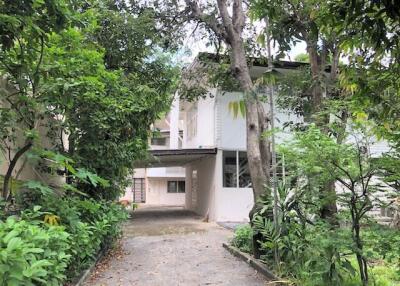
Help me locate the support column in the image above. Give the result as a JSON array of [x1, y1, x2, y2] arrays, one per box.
[[170, 92, 180, 149]]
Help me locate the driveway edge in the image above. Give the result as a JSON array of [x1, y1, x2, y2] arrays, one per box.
[[73, 243, 111, 286], [222, 243, 283, 284]]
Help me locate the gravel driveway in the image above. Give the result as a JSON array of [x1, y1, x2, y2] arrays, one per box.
[[84, 206, 268, 286]]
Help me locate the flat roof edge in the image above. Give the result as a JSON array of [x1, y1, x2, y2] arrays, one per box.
[[150, 148, 218, 156]]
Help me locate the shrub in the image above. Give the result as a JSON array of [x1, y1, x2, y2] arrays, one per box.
[[64, 199, 127, 277], [0, 196, 128, 284], [232, 224, 253, 253], [0, 216, 71, 286]]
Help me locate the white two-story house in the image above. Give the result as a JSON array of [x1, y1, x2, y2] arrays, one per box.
[[121, 53, 393, 223]]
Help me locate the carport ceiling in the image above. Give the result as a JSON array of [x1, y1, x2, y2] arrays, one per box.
[[135, 148, 217, 167]]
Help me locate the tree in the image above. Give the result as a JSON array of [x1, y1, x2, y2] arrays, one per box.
[[279, 123, 388, 285], [0, 0, 178, 200], [179, 1, 276, 257], [329, 1, 400, 229], [41, 3, 178, 199], [250, 0, 350, 222], [181, 1, 271, 209], [329, 0, 400, 146], [0, 0, 72, 200]]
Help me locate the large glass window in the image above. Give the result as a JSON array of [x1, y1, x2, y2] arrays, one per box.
[[223, 151, 251, 188], [223, 151, 237, 187], [238, 151, 252, 187], [167, 180, 185, 193]]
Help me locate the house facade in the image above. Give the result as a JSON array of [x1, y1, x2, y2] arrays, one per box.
[[121, 54, 393, 223]]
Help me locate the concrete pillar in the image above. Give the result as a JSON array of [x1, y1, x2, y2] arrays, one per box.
[[185, 165, 192, 210], [169, 92, 180, 149]]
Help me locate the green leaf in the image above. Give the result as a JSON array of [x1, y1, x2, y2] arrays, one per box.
[[23, 181, 53, 195]]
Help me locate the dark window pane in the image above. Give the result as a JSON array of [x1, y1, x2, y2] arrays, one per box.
[[178, 181, 185, 193], [167, 181, 177, 193], [151, 137, 167, 146], [239, 151, 252, 188], [223, 151, 237, 187]]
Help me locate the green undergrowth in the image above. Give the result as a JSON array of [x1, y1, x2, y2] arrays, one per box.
[[0, 196, 128, 285], [231, 223, 400, 286]]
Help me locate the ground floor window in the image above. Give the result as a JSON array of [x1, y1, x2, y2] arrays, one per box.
[[167, 180, 185, 193], [223, 150, 290, 188], [223, 150, 251, 188]]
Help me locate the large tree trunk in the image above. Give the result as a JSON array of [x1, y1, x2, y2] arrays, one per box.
[[186, 0, 271, 256], [227, 14, 270, 259], [224, 5, 270, 203]]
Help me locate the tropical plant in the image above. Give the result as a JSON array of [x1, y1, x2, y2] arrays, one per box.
[[232, 224, 253, 253]]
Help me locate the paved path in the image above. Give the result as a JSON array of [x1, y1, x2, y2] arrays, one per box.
[[85, 206, 267, 286]]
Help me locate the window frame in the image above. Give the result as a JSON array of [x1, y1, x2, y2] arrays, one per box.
[[151, 136, 167, 146], [167, 180, 186, 193], [222, 150, 251, 188]]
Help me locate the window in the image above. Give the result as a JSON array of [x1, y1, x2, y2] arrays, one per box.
[[223, 151, 251, 188], [380, 207, 395, 218], [238, 152, 251, 187], [151, 137, 167, 146], [187, 104, 197, 139], [167, 180, 185, 193], [223, 151, 237, 187]]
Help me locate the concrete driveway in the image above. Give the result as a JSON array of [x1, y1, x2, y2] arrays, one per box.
[[84, 205, 268, 286]]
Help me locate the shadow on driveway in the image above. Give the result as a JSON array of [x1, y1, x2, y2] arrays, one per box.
[[85, 205, 268, 286]]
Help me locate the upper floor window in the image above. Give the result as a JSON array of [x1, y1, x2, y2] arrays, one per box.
[[187, 104, 197, 140], [223, 150, 251, 188]]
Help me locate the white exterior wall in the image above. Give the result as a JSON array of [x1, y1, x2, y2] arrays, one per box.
[[184, 89, 217, 149], [146, 167, 185, 178], [213, 150, 254, 222], [216, 92, 247, 149], [146, 178, 185, 206], [185, 151, 254, 222], [184, 90, 303, 222], [169, 93, 180, 149], [121, 168, 185, 205], [216, 91, 302, 149], [185, 155, 217, 219]]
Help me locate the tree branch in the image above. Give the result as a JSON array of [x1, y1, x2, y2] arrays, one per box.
[[185, 0, 228, 40], [232, 0, 245, 33], [217, 0, 235, 41]]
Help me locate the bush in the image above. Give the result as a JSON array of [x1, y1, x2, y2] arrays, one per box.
[[232, 224, 253, 253], [0, 196, 128, 285], [251, 189, 400, 286], [0, 216, 71, 286], [63, 199, 127, 277]]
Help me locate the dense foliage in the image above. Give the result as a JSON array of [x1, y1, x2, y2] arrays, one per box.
[[0, 196, 127, 285], [233, 124, 400, 285], [0, 0, 169, 284], [0, 0, 177, 200]]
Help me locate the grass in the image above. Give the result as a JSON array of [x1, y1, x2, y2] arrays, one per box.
[[340, 258, 400, 286]]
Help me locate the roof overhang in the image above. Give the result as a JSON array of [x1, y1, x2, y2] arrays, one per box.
[[135, 148, 217, 168]]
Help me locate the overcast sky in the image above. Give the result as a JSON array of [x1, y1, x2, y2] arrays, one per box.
[[177, 26, 308, 65]]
